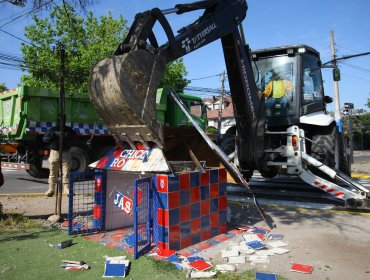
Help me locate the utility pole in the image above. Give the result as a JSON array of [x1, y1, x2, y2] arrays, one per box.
[[330, 30, 342, 169], [217, 71, 226, 142], [349, 108, 353, 163]]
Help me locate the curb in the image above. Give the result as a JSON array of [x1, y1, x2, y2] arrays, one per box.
[[0, 193, 68, 197], [351, 174, 370, 179]]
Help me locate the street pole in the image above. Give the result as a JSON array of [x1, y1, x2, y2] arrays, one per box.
[[349, 109, 353, 163], [55, 44, 66, 217], [330, 30, 342, 169], [217, 71, 226, 142]]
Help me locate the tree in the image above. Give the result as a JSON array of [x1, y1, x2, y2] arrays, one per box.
[[0, 83, 7, 92], [21, 5, 190, 93], [160, 58, 190, 93], [27, 0, 96, 11], [21, 4, 128, 92], [342, 113, 370, 150]]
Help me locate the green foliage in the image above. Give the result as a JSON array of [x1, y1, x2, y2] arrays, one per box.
[[343, 112, 370, 149], [206, 126, 217, 135], [21, 5, 190, 94], [0, 82, 7, 92], [21, 4, 128, 92], [160, 58, 190, 93]]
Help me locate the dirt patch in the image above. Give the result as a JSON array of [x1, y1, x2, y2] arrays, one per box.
[[1, 195, 68, 219]]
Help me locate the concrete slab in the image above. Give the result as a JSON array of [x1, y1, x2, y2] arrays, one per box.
[[221, 249, 239, 258], [228, 256, 246, 264]]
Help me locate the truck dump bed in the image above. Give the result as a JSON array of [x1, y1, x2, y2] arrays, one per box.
[[0, 86, 108, 141]]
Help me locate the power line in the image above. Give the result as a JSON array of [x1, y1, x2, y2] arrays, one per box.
[[0, 28, 33, 45], [336, 44, 364, 54], [189, 73, 222, 81], [340, 61, 370, 74], [341, 73, 370, 82], [0, 6, 40, 28], [185, 86, 230, 96]]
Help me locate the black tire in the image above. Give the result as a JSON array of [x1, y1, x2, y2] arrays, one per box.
[[311, 124, 350, 175], [221, 136, 236, 156], [26, 162, 49, 178], [220, 128, 255, 181], [70, 146, 90, 173], [338, 134, 351, 176]]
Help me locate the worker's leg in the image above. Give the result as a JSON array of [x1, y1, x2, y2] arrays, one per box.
[[62, 150, 72, 194], [46, 150, 59, 197], [280, 96, 289, 115], [265, 97, 275, 116]]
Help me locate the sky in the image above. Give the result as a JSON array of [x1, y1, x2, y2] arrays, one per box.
[[0, 0, 370, 112]]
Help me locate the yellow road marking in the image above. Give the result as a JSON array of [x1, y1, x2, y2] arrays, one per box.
[[229, 200, 370, 216]]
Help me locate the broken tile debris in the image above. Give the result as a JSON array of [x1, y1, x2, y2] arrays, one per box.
[[290, 263, 314, 274], [188, 259, 213, 271], [249, 255, 270, 264], [215, 264, 236, 272], [103, 256, 129, 278], [157, 249, 177, 258], [228, 255, 246, 264], [267, 233, 284, 240], [270, 247, 290, 255], [267, 240, 288, 248], [243, 233, 262, 242], [255, 249, 275, 256], [187, 271, 217, 278], [164, 254, 180, 263], [221, 248, 239, 258], [255, 271, 277, 280], [187, 256, 205, 263], [126, 225, 310, 278], [246, 240, 267, 250]]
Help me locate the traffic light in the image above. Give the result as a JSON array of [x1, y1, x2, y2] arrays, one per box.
[[333, 67, 341, 81]]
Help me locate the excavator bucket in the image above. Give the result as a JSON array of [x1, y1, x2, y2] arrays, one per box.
[[88, 49, 167, 148]]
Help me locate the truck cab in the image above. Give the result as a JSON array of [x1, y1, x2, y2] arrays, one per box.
[[251, 45, 332, 129]]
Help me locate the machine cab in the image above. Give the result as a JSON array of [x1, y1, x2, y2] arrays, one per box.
[[252, 45, 326, 127]]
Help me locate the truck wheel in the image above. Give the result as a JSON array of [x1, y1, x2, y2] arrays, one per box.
[[338, 133, 351, 176], [70, 146, 90, 173], [221, 126, 237, 157], [311, 124, 350, 175], [221, 136, 236, 157], [311, 125, 336, 168], [26, 163, 49, 178]]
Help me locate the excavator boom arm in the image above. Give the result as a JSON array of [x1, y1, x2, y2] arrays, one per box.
[[89, 0, 265, 171]]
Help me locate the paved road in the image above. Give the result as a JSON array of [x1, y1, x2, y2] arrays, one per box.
[[0, 167, 48, 194], [354, 155, 370, 162], [2, 167, 369, 212]]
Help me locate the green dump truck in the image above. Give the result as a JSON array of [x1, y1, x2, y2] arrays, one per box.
[[0, 86, 206, 178]]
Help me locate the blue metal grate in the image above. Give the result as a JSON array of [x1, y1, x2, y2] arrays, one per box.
[[133, 177, 152, 259], [68, 170, 106, 235]]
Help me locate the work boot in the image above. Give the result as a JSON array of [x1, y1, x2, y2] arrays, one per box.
[[45, 187, 55, 197], [63, 185, 69, 195]]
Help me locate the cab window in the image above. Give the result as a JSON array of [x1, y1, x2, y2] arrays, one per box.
[[253, 55, 297, 117], [302, 54, 324, 107]]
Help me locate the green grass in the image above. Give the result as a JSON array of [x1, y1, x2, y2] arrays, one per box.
[[0, 212, 39, 235], [0, 215, 287, 280], [0, 227, 187, 280]]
